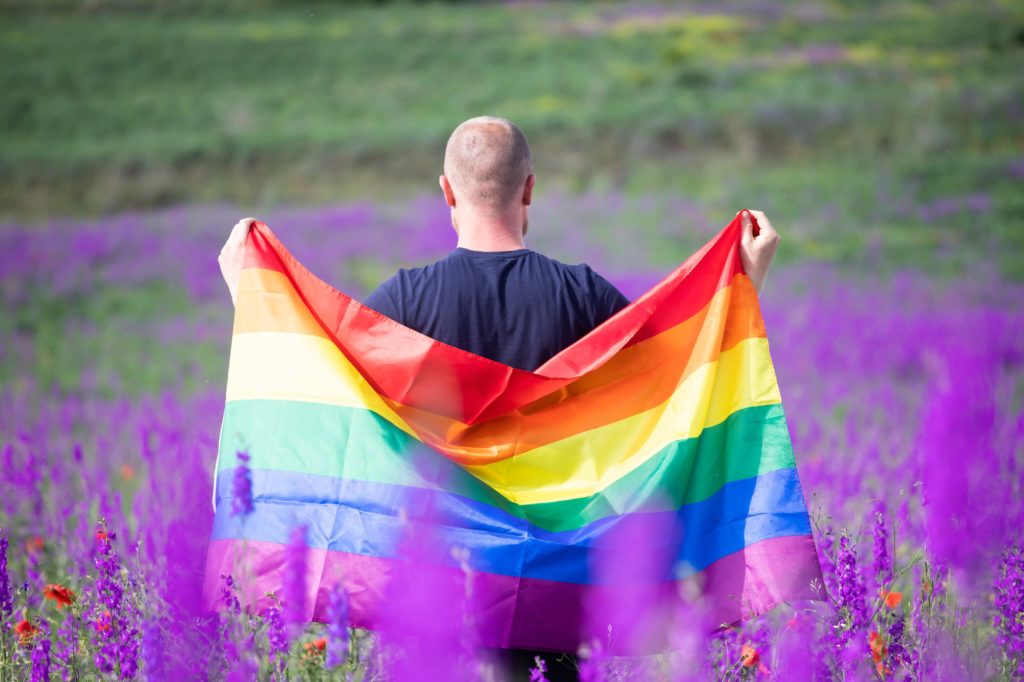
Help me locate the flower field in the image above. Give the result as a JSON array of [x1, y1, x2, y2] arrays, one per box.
[[1, 192, 1021, 680]]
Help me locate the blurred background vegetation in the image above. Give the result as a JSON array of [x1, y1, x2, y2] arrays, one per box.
[[1, 0, 1022, 278]]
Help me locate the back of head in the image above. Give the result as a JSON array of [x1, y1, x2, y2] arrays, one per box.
[[443, 116, 533, 212]]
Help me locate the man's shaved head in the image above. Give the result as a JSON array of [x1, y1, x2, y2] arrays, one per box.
[[443, 116, 533, 211]]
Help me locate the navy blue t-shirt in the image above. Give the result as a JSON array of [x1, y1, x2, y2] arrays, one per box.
[[363, 248, 630, 371]]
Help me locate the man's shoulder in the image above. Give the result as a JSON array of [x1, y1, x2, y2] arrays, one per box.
[[540, 253, 623, 292], [527, 251, 631, 313], [375, 254, 450, 289], [362, 255, 451, 320], [524, 250, 598, 279]]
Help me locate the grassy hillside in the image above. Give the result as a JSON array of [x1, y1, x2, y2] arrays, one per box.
[[0, 5, 1019, 184], [2, 1, 1023, 275]]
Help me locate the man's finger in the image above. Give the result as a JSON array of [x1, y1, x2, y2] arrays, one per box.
[[235, 218, 256, 237], [752, 212, 780, 242], [223, 218, 256, 252], [749, 210, 772, 234], [740, 210, 754, 243]]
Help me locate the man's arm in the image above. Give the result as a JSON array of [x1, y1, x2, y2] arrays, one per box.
[[738, 209, 780, 294], [219, 217, 256, 306]]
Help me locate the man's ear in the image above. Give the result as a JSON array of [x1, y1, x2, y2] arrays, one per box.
[[440, 175, 457, 208], [522, 174, 536, 206]]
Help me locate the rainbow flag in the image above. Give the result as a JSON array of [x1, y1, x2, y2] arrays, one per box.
[[203, 216, 822, 652]]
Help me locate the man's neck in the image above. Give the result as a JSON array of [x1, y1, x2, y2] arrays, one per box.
[[454, 211, 527, 252], [456, 231, 527, 252]]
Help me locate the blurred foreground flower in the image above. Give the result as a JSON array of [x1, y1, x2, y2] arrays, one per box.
[[283, 524, 309, 629], [325, 582, 350, 669], [577, 636, 608, 682], [231, 451, 254, 518]]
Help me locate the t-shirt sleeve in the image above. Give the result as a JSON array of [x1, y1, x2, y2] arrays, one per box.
[[585, 267, 631, 325], [362, 275, 404, 324]]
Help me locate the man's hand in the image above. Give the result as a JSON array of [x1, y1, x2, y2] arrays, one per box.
[[739, 209, 780, 295], [219, 217, 256, 306]]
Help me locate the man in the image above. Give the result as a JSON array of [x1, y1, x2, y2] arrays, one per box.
[[219, 116, 779, 680]]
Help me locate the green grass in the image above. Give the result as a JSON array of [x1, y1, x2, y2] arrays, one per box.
[[1, 0, 1022, 216]]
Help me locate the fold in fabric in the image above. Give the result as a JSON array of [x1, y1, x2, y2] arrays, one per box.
[[204, 214, 823, 652]]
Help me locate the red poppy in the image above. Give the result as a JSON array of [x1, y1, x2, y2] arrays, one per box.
[[44, 583, 76, 609], [25, 536, 44, 554], [120, 463, 135, 481], [304, 637, 326, 653], [883, 590, 902, 609], [95, 529, 108, 542], [93, 609, 113, 634], [302, 637, 327, 660], [14, 619, 38, 646], [868, 631, 887, 663], [740, 643, 759, 668]]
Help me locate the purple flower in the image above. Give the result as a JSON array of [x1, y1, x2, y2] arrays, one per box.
[[53, 602, 79, 676], [529, 655, 550, 682], [886, 616, 909, 671], [993, 545, 1024, 671], [325, 583, 350, 669], [263, 601, 289, 668], [0, 536, 12, 617], [30, 638, 51, 682], [91, 526, 141, 678], [873, 505, 892, 590], [230, 451, 254, 518], [94, 528, 123, 613], [219, 574, 241, 614], [836, 535, 868, 628], [826, 532, 869, 671]]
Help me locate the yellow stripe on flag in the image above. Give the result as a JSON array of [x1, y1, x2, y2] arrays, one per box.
[[225, 331, 780, 503]]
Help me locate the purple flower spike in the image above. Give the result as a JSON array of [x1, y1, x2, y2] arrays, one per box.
[[92, 525, 141, 678], [263, 602, 289, 670], [219, 574, 241, 614], [0, 536, 12, 617], [30, 638, 51, 682], [836, 535, 868, 628], [529, 655, 550, 682], [230, 451, 254, 518], [872, 505, 892, 590], [993, 545, 1024, 674]]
